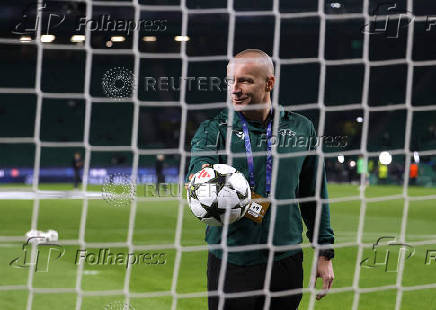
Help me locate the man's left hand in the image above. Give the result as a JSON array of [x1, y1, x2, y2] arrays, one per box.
[[315, 256, 334, 300]]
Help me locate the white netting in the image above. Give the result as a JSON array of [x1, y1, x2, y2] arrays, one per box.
[[0, 0, 436, 309]]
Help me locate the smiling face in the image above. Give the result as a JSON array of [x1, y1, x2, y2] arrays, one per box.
[[227, 53, 275, 112]]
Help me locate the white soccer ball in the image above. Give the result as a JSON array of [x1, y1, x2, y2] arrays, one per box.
[[45, 230, 59, 242], [25, 229, 59, 244], [187, 164, 251, 226]]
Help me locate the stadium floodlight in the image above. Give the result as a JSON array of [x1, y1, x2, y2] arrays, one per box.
[[41, 34, 55, 43], [379, 151, 393, 165], [143, 36, 157, 42], [19, 35, 31, 42], [174, 35, 190, 42], [71, 35, 85, 43], [413, 151, 420, 163], [110, 36, 125, 42], [337, 155, 345, 163]]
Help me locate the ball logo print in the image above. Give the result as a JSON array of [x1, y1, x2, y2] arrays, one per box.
[[233, 130, 245, 140], [101, 173, 136, 207], [198, 169, 211, 179], [102, 66, 135, 100]]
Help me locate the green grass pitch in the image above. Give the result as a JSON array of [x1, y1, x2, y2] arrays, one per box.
[[0, 183, 435, 309]]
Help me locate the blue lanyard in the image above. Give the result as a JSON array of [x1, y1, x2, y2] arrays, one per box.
[[237, 109, 273, 195]]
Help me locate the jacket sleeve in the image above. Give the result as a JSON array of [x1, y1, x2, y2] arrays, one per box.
[[297, 122, 335, 245], [185, 120, 222, 183]]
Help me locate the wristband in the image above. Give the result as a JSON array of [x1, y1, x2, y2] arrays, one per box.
[[319, 248, 335, 260]]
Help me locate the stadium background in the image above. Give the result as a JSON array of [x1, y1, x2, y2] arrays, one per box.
[[0, 0, 436, 309]]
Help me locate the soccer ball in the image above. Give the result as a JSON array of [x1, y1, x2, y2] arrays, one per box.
[[25, 229, 59, 244], [187, 164, 251, 226]]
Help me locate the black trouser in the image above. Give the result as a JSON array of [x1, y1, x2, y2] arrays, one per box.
[[207, 251, 303, 310], [73, 170, 81, 188]]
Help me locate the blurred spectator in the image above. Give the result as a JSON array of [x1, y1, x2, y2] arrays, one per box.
[[357, 156, 368, 184], [72, 152, 83, 189], [378, 161, 388, 185], [156, 154, 165, 195], [409, 163, 418, 186]]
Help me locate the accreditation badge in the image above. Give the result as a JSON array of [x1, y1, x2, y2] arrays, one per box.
[[244, 191, 271, 223], [237, 109, 273, 224]]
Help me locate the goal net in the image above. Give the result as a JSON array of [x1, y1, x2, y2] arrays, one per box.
[[0, 0, 436, 309]]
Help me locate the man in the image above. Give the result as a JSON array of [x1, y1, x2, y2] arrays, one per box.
[[186, 49, 334, 309], [155, 154, 166, 195], [72, 152, 83, 189], [409, 162, 418, 186]]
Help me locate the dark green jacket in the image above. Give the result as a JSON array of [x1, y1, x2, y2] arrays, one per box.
[[186, 108, 334, 265]]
